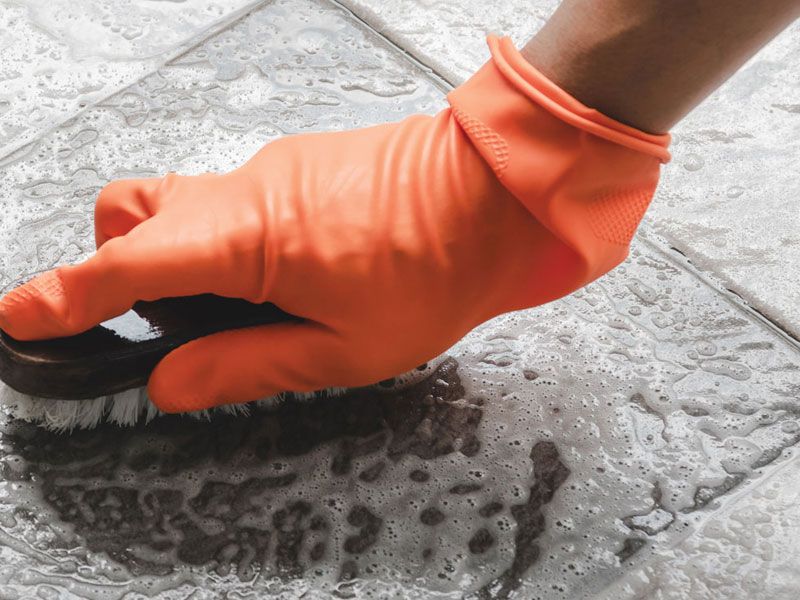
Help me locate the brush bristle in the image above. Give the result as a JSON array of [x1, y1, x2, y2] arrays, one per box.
[[0, 360, 442, 432], [0, 386, 351, 432]]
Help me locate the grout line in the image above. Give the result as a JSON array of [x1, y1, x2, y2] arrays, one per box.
[[325, 0, 458, 91], [639, 226, 800, 355], [595, 445, 800, 600], [0, 0, 271, 164]]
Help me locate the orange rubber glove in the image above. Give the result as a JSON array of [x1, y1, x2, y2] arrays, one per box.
[[0, 37, 670, 413]]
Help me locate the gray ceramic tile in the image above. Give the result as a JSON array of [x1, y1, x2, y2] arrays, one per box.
[[338, 0, 559, 84], [0, 0, 260, 158], [599, 451, 800, 600], [2, 0, 800, 598], [650, 21, 800, 339]]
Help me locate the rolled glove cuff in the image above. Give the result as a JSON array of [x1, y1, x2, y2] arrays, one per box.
[[448, 35, 672, 286]]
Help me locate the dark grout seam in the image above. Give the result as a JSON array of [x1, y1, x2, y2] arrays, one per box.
[[639, 228, 800, 355], [326, 0, 457, 92], [723, 288, 800, 347], [0, 0, 272, 165]]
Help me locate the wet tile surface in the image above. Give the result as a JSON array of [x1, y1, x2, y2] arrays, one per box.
[[599, 444, 800, 600], [338, 0, 559, 84], [651, 21, 800, 338], [0, 0, 258, 158], [2, 0, 800, 598], [0, 0, 445, 289], [3, 236, 800, 597]]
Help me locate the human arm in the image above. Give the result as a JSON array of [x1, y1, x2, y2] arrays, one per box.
[[523, 0, 800, 132]]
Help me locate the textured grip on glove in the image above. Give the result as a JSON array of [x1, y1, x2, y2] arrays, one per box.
[[449, 35, 671, 287]]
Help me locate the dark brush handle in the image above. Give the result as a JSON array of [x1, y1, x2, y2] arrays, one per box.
[[0, 294, 295, 400]]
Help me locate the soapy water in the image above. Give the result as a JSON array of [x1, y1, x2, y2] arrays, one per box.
[[0, 356, 567, 598], [598, 433, 800, 600], [1, 0, 800, 597], [0, 0, 259, 158]]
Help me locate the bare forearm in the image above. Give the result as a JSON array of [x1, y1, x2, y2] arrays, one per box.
[[523, 0, 800, 133]]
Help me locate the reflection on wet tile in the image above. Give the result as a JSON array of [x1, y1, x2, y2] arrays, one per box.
[[600, 451, 800, 600], [339, 0, 559, 83], [650, 20, 800, 338], [0, 357, 572, 598], [1, 359, 493, 592], [0, 0, 259, 157], [2, 0, 800, 598]]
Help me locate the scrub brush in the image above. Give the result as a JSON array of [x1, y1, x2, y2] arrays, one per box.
[[0, 292, 336, 432]]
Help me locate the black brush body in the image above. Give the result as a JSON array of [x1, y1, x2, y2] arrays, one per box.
[[0, 294, 294, 400]]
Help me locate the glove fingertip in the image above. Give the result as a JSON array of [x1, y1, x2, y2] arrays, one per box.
[[147, 353, 208, 414], [0, 270, 70, 340]]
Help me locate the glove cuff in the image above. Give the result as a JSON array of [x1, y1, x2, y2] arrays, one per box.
[[448, 35, 671, 287]]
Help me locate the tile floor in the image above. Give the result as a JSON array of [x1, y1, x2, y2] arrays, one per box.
[[0, 0, 262, 159], [0, 1, 799, 598]]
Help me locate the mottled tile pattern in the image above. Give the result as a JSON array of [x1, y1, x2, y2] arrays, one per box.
[[599, 445, 800, 600], [0, 0, 259, 158], [338, 0, 559, 84], [2, 0, 800, 598], [652, 21, 800, 338]]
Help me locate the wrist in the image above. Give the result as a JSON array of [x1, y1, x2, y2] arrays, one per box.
[[522, 0, 800, 133], [521, 1, 679, 133]]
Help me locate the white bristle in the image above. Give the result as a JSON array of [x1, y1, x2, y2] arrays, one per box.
[[0, 384, 347, 432], [106, 388, 147, 428], [0, 359, 441, 432]]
